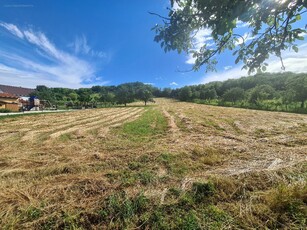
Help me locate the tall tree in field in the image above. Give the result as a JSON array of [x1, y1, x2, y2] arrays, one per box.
[[115, 84, 135, 106], [152, 0, 306, 73], [137, 88, 153, 106]]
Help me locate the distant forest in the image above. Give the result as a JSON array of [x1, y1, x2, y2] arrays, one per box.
[[31, 72, 307, 113]]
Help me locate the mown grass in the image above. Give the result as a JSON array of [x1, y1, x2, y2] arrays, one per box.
[[31, 173, 306, 230], [31, 181, 235, 230], [1, 152, 306, 230], [0, 111, 72, 121], [1, 99, 306, 229]]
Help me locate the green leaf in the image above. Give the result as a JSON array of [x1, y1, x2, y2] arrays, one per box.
[[235, 56, 240, 64], [292, 45, 299, 53], [296, 14, 302, 21], [261, 66, 267, 72]]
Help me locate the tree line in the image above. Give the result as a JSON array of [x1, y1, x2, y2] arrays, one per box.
[[31, 72, 307, 113], [163, 72, 307, 113], [30, 82, 156, 108]]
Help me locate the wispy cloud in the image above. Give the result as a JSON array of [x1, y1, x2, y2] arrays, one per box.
[[0, 22, 109, 88], [199, 43, 307, 84], [0, 22, 24, 38], [170, 81, 178, 86], [69, 35, 107, 58]]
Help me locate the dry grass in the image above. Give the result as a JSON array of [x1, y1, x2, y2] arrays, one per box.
[[0, 99, 306, 229]]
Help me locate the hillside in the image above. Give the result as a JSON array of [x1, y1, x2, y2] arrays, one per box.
[[0, 99, 306, 229]]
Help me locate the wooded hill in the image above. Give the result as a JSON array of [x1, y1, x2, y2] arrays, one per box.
[[159, 72, 307, 113]]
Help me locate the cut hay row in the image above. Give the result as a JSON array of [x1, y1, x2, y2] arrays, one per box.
[[81, 108, 144, 133], [1, 108, 130, 132], [49, 107, 143, 139], [159, 99, 307, 175], [0, 108, 134, 142], [42, 107, 136, 139]]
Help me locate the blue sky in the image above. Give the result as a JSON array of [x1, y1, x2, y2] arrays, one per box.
[[0, 0, 306, 89]]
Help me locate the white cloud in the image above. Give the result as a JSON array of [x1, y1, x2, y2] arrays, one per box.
[[266, 44, 307, 73], [200, 42, 307, 84], [170, 81, 178, 86], [224, 65, 232, 70], [200, 65, 248, 84], [0, 23, 108, 88], [0, 22, 24, 38], [186, 28, 213, 64]]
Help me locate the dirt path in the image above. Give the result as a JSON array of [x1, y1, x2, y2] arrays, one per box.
[[161, 107, 179, 136]]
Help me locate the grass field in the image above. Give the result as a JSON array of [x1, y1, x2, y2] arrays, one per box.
[[0, 98, 306, 229]]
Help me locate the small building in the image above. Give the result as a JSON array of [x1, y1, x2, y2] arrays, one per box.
[[0, 84, 35, 111], [0, 93, 19, 112]]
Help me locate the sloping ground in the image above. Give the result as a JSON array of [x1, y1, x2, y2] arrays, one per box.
[[0, 100, 306, 229], [159, 99, 307, 175]]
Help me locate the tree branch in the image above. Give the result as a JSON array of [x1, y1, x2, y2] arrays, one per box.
[[148, 11, 171, 20]]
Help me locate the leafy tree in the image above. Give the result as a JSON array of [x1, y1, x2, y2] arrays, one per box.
[[286, 74, 307, 108], [100, 92, 116, 107], [179, 86, 193, 101], [137, 88, 153, 106], [77, 88, 91, 106], [116, 84, 135, 106], [68, 92, 79, 102], [31, 85, 55, 103], [192, 90, 200, 99], [200, 87, 217, 102], [222, 87, 245, 104], [248, 85, 276, 104], [161, 88, 173, 97], [152, 0, 306, 73], [90, 93, 100, 107]]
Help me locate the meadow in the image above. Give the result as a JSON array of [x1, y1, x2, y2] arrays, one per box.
[[0, 98, 306, 229]]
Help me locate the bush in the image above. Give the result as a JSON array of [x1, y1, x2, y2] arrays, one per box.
[[0, 108, 12, 113]]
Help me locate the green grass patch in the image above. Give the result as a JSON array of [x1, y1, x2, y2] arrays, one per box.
[[118, 108, 168, 142], [158, 152, 189, 176], [58, 133, 72, 142], [94, 181, 233, 229]]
